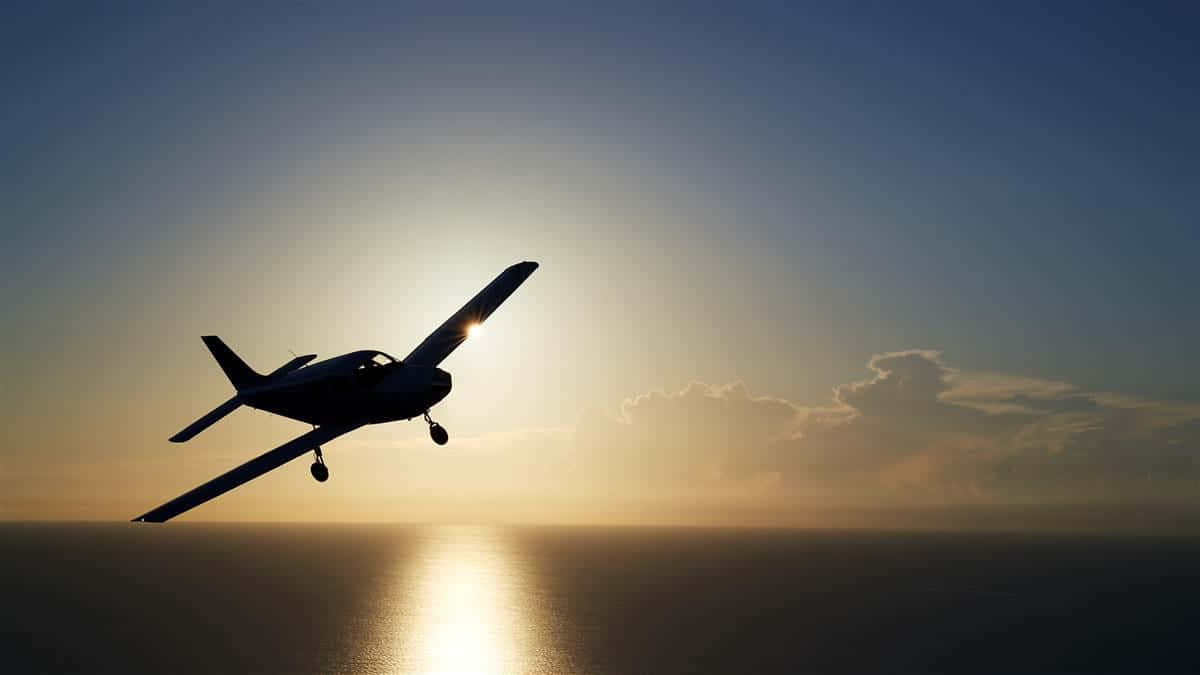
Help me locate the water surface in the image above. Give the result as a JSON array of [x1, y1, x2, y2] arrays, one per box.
[[4, 524, 1199, 673]]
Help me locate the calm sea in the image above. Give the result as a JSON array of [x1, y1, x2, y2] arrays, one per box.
[[3, 524, 1199, 674]]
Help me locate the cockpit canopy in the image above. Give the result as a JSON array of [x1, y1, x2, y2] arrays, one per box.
[[293, 350, 400, 383], [317, 350, 398, 372], [358, 351, 398, 368]]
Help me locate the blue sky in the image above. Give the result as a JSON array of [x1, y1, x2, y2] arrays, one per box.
[[3, 2, 1199, 520]]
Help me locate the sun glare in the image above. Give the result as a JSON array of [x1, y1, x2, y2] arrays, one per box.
[[467, 323, 484, 340], [387, 527, 569, 674]]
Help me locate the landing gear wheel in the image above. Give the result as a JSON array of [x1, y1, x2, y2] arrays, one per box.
[[429, 422, 449, 446], [310, 446, 329, 482], [310, 462, 329, 482], [424, 411, 449, 445]]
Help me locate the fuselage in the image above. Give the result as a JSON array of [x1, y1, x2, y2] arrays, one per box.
[[240, 350, 452, 426]]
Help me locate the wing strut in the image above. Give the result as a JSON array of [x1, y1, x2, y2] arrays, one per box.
[[133, 422, 361, 523]]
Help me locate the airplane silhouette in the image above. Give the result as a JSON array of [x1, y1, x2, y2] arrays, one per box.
[[133, 261, 539, 522]]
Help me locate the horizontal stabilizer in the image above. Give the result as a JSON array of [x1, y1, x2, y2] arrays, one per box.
[[269, 354, 317, 377], [169, 396, 241, 443]]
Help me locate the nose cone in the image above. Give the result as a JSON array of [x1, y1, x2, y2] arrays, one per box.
[[432, 368, 452, 399]]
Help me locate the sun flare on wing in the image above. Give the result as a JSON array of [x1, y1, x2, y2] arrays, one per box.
[[467, 323, 484, 340]]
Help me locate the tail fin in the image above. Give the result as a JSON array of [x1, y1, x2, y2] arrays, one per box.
[[202, 336, 265, 391]]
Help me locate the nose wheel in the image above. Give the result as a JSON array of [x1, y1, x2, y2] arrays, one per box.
[[310, 446, 329, 482], [424, 411, 449, 446]]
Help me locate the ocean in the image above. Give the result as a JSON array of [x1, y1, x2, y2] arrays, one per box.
[[4, 523, 1199, 674]]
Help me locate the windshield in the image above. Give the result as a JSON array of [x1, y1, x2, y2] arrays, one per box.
[[369, 352, 396, 366]]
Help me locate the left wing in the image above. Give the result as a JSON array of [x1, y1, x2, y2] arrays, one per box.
[[133, 422, 361, 523], [403, 261, 539, 367]]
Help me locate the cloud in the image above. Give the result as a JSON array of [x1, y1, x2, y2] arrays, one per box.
[[1007, 394, 1099, 413], [571, 382, 801, 497], [571, 351, 1200, 504]]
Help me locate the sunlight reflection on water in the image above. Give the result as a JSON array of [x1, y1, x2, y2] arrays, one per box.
[[388, 526, 568, 674]]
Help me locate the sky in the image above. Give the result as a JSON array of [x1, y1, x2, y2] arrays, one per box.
[[3, 1, 1199, 524]]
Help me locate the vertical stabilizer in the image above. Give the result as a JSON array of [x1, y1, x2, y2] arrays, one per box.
[[202, 335, 264, 391]]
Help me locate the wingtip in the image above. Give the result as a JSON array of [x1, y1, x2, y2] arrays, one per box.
[[504, 261, 539, 277]]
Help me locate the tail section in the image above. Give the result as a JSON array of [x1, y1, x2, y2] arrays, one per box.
[[170, 340, 316, 443], [202, 335, 265, 391]]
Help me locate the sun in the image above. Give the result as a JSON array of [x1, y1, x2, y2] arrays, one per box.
[[467, 322, 484, 340]]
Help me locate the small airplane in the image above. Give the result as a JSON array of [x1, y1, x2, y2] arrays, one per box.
[[133, 261, 539, 522]]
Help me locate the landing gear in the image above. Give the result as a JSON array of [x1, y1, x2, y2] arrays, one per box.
[[310, 446, 329, 482], [424, 411, 449, 446], [430, 424, 448, 446]]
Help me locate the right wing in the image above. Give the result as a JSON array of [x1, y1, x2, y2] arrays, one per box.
[[403, 261, 539, 367], [133, 422, 361, 523]]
